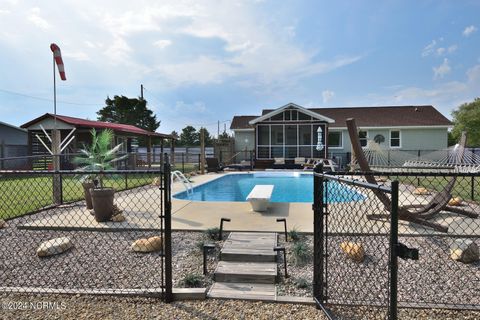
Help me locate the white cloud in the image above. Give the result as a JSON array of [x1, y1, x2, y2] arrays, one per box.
[[174, 101, 207, 114], [27, 7, 50, 30], [436, 47, 446, 55], [322, 90, 335, 104], [448, 45, 458, 53], [153, 39, 172, 49], [463, 25, 477, 37], [433, 58, 451, 79], [422, 40, 436, 57]]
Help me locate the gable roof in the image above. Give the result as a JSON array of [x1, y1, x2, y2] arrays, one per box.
[[21, 113, 173, 138], [230, 116, 257, 130], [0, 120, 27, 133], [250, 102, 335, 125], [231, 105, 452, 129]]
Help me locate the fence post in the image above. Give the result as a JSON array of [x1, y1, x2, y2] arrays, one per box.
[[313, 164, 324, 303], [471, 176, 475, 201], [163, 154, 173, 302], [182, 153, 185, 173], [389, 180, 399, 320]]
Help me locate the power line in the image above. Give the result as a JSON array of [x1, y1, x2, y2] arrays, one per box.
[[0, 88, 101, 106]]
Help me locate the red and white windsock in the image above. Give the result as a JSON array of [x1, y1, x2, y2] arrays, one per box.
[[50, 43, 66, 81]]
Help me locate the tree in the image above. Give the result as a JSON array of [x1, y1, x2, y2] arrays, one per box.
[[451, 98, 480, 147], [198, 127, 214, 147], [97, 95, 160, 132], [178, 126, 198, 146]]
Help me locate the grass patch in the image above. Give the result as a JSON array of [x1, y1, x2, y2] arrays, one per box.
[[394, 175, 480, 203], [288, 227, 302, 242], [292, 241, 310, 266], [294, 277, 310, 289], [0, 173, 155, 220], [182, 273, 203, 288], [204, 227, 220, 241]]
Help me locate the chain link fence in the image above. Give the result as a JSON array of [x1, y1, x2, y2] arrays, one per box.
[[0, 165, 172, 301], [314, 168, 479, 319]]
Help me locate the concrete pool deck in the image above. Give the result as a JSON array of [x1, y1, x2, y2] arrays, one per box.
[[19, 171, 479, 236]]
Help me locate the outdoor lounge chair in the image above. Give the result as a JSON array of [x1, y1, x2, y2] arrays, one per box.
[[206, 157, 224, 173], [346, 118, 477, 233]]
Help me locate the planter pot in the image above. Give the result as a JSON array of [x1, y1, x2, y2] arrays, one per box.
[[90, 188, 115, 222], [82, 182, 94, 210]]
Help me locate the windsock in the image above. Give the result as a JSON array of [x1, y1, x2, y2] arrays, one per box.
[[50, 43, 66, 80]]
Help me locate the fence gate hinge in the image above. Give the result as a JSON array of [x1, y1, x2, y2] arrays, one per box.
[[396, 242, 419, 260]]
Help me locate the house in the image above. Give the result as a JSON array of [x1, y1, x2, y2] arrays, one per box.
[[230, 103, 452, 168], [21, 113, 175, 169], [0, 121, 28, 169]]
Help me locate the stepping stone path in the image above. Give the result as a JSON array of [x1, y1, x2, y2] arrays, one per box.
[[208, 232, 278, 301]]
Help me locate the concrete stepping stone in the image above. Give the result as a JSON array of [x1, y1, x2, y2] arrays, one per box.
[[37, 237, 72, 257]]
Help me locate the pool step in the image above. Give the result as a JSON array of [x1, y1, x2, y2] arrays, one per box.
[[220, 232, 277, 263], [214, 261, 277, 284]]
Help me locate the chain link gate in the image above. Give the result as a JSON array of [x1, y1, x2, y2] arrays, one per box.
[[313, 165, 418, 320], [0, 155, 173, 302]]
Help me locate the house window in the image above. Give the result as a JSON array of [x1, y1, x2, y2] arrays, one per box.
[[271, 113, 283, 121], [328, 131, 342, 148], [270, 125, 283, 145], [257, 125, 270, 145], [390, 130, 401, 148], [359, 131, 368, 147]]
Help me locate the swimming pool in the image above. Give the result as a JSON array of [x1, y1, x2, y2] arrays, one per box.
[[173, 172, 365, 203]]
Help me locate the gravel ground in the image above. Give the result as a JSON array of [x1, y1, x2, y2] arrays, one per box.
[[0, 206, 220, 290], [276, 234, 479, 307], [1, 293, 479, 320]]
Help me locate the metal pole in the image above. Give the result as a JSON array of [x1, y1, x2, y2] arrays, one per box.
[[471, 176, 475, 201], [389, 180, 399, 320], [163, 154, 173, 302], [219, 218, 231, 241], [313, 164, 324, 302]]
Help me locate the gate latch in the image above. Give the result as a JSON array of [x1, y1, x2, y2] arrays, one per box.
[[396, 243, 419, 260]]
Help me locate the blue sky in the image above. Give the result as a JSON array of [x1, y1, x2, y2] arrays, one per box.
[[0, 0, 479, 135]]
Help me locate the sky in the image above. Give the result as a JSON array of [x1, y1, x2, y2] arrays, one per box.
[[0, 0, 479, 136]]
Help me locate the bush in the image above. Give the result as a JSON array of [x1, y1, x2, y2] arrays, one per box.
[[182, 273, 203, 288], [295, 277, 310, 289], [196, 240, 205, 251], [288, 227, 301, 242], [292, 241, 310, 266], [204, 227, 220, 240]]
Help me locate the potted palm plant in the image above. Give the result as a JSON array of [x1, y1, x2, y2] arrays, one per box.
[[74, 129, 126, 222]]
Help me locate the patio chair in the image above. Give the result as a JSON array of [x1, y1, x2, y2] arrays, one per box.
[[346, 118, 477, 233], [206, 157, 224, 173]]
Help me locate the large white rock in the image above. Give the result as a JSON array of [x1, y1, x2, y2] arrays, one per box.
[[37, 237, 73, 257], [450, 239, 479, 264]]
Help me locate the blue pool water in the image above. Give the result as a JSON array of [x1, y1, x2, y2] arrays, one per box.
[[173, 173, 365, 203]]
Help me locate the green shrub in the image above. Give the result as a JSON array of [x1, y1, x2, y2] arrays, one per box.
[[204, 227, 220, 240], [288, 227, 301, 242], [196, 240, 205, 251], [182, 273, 203, 288], [295, 277, 310, 289], [292, 242, 310, 266]]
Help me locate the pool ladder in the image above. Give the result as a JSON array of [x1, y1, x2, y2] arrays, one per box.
[[171, 170, 193, 195]]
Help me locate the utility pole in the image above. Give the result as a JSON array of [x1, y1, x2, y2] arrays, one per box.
[[141, 84, 144, 100], [217, 120, 220, 138]]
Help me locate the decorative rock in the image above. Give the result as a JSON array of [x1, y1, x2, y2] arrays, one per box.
[[448, 197, 462, 206], [152, 177, 161, 186], [413, 187, 430, 195], [37, 237, 73, 257], [0, 219, 6, 229], [340, 241, 365, 263], [450, 239, 479, 264], [131, 236, 163, 253], [111, 213, 126, 222]]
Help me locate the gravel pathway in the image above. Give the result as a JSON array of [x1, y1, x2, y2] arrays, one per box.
[[1, 293, 479, 320]]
